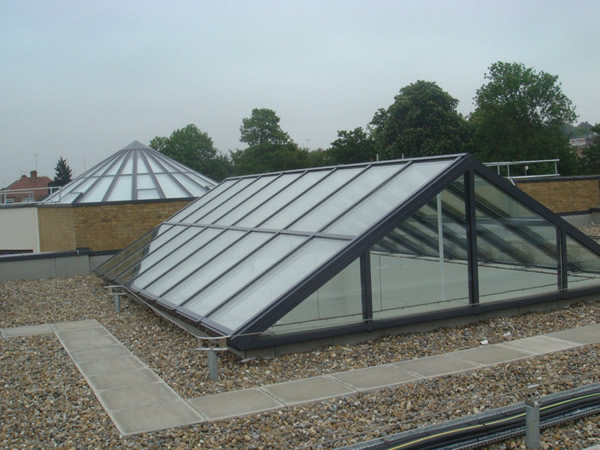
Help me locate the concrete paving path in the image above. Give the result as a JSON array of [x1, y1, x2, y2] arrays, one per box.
[[2, 321, 600, 436]]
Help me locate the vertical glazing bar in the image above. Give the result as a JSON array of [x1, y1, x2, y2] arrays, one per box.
[[559, 228, 568, 290], [360, 252, 373, 329], [464, 170, 479, 305], [437, 193, 446, 302]]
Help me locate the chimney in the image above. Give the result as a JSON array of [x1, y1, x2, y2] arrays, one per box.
[[30, 170, 37, 181]]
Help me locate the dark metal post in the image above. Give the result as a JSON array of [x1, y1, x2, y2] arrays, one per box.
[[525, 398, 540, 448]]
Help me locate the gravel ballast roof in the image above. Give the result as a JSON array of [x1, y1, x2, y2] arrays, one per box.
[[2, 225, 600, 447]]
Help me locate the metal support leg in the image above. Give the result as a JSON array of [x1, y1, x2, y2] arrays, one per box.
[[525, 398, 540, 449], [114, 294, 121, 313], [207, 349, 219, 381]]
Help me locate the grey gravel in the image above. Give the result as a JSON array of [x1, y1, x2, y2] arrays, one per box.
[[1, 225, 600, 447]]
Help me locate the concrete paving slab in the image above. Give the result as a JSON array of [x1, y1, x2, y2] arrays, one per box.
[[261, 376, 355, 406], [88, 368, 161, 391], [1, 324, 53, 338], [503, 335, 579, 354], [547, 324, 600, 345], [51, 319, 100, 332], [110, 399, 204, 436], [69, 345, 130, 363], [59, 334, 121, 352], [330, 365, 417, 391], [54, 326, 108, 341], [78, 356, 145, 377], [97, 382, 179, 411], [188, 388, 284, 420], [450, 344, 531, 366], [394, 355, 480, 377]]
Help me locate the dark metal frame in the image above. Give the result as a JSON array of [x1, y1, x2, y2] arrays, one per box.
[[95, 153, 600, 352]]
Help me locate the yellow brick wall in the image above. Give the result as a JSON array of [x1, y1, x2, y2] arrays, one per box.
[[37, 207, 76, 252], [39, 200, 192, 252], [516, 178, 600, 213]]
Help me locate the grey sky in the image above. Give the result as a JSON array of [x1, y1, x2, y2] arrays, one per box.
[[1, 0, 598, 187]]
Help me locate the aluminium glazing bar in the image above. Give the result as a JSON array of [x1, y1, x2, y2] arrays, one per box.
[[464, 170, 479, 305], [145, 149, 193, 197], [102, 150, 131, 202]]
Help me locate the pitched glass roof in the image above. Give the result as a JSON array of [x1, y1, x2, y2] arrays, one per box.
[[96, 153, 600, 352], [44, 140, 216, 204]]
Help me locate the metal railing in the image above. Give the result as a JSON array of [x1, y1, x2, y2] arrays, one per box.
[[0, 186, 62, 206], [484, 159, 560, 179]]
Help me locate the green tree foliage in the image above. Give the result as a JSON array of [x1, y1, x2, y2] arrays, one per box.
[[232, 108, 311, 175], [51, 156, 72, 187], [150, 124, 231, 181], [328, 127, 377, 164], [470, 62, 578, 174], [579, 124, 600, 174], [370, 80, 468, 159]]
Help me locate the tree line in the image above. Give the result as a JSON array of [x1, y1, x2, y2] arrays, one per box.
[[149, 61, 599, 180]]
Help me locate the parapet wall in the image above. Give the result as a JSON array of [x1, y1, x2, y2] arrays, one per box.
[[38, 199, 192, 252], [515, 176, 600, 214]]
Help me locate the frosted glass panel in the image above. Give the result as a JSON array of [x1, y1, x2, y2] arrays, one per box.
[[147, 156, 165, 173], [137, 226, 203, 273], [566, 235, 600, 290], [169, 179, 238, 223], [268, 259, 363, 334], [137, 154, 149, 173], [83, 176, 114, 202], [145, 230, 246, 297], [133, 227, 222, 289], [105, 160, 121, 176], [262, 167, 364, 230], [290, 165, 400, 233], [173, 174, 204, 196], [137, 175, 154, 189], [183, 178, 254, 224], [156, 174, 187, 197], [238, 171, 329, 228], [209, 238, 346, 331], [326, 161, 451, 236], [121, 154, 134, 174], [200, 176, 276, 224], [161, 231, 273, 303], [137, 189, 160, 200], [216, 173, 302, 226], [108, 175, 132, 201]]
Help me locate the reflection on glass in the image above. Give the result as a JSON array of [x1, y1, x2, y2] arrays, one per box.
[[566, 235, 600, 289], [183, 178, 254, 224], [267, 259, 363, 334], [169, 179, 238, 223], [156, 173, 187, 198], [475, 176, 559, 302], [208, 238, 346, 331]]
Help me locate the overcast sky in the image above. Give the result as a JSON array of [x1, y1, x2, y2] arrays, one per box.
[[1, 0, 598, 186]]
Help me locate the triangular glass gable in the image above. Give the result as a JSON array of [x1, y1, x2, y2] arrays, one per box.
[[96, 154, 600, 352]]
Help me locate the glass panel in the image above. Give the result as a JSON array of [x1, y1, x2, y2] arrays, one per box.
[[200, 176, 276, 224], [132, 228, 223, 288], [169, 179, 238, 223], [237, 170, 329, 228], [155, 173, 187, 197], [187, 173, 214, 189], [216, 173, 302, 226], [290, 165, 400, 233], [107, 175, 132, 201], [183, 178, 255, 224], [371, 185, 470, 320], [82, 176, 114, 202], [137, 226, 203, 273], [137, 189, 160, 200], [475, 175, 559, 303], [209, 238, 346, 331], [122, 154, 134, 174], [99, 224, 172, 274], [161, 231, 273, 304], [173, 174, 205, 196], [267, 259, 363, 334], [146, 156, 165, 173], [104, 160, 121, 176], [566, 235, 600, 289], [137, 175, 154, 190], [137, 154, 149, 174], [184, 234, 306, 315], [110, 225, 184, 278], [326, 161, 451, 236], [261, 167, 364, 230]]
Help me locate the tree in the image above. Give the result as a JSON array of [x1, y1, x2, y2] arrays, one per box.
[[51, 157, 72, 187], [239, 108, 291, 147], [470, 62, 578, 173], [232, 108, 310, 175], [328, 127, 377, 164], [370, 80, 468, 159], [579, 124, 600, 174], [150, 124, 231, 181]]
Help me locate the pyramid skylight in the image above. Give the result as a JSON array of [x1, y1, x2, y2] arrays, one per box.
[[44, 141, 215, 204], [96, 154, 600, 352]]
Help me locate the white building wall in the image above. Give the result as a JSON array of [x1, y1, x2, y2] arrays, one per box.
[[0, 206, 40, 253]]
